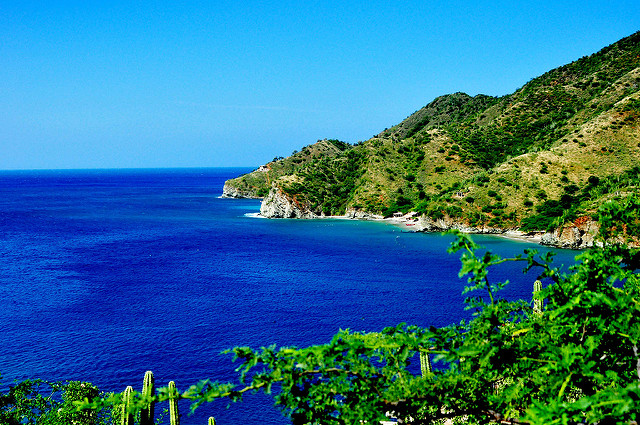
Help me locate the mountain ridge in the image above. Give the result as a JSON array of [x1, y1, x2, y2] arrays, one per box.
[[223, 31, 640, 248]]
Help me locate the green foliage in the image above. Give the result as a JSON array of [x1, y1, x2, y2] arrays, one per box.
[[0, 379, 107, 425], [520, 198, 565, 231], [596, 195, 640, 240], [282, 148, 367, 216], [399, 93, 499, 139], [381, 195, 414, 217]]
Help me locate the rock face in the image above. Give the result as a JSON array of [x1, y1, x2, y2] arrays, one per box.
[[344, 208, 384, 220], [540, 219, 600, 249], [221, 182, 261, 199], [257, 185, 603, 249], [412, 215, 505, 234], [412, 215, 603, 249], [260, 185, 318, 219]]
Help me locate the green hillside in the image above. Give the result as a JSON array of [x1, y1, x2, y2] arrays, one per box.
[[222, 139, 351, 198], [224, 31, 640, 237]]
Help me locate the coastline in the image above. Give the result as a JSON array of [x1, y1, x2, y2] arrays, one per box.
[[252, 208, 553, 248], [351, 213, 547, 247], [223, 185, 597, 250]]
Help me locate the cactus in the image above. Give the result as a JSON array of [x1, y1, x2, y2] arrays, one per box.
[[120, 386, 135, 425], [419, 350, 432, 377], [168, 381, 180, 425], [208, 417, 217, 425], [533, 280, 543, 314], [140, 371, 155, 425]]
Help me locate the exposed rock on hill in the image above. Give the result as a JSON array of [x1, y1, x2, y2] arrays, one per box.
[[260, 180, 318, 219]]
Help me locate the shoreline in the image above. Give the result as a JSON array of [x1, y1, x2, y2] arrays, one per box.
[[224, 191, 597, 250], [254, 209, 556, 248], [365, 214, 547, 248]]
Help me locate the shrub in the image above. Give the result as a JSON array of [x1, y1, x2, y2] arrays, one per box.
[[520, 214, 554, 231], [564, 184, 579, 194], [535, 190, 548, 200]]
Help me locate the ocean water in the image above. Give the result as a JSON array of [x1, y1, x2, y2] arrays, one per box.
[[0, 168, 578, 424]]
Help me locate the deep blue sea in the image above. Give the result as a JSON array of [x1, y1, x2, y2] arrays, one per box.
[[0, 168, 578, 424]]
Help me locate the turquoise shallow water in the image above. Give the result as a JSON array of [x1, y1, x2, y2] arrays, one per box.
[[0, 168, 578, 424]]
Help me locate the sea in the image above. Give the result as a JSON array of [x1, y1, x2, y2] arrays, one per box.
[[0, 167, 579, 425]]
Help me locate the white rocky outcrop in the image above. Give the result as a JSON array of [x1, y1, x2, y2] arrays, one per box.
[[260, 185, 317, 219], [344, 208, 384, 220], [258, 187, 603, 249], [221, 182, 261, 199], [411, 215, 505, 234], [540, 219, 600, 249]]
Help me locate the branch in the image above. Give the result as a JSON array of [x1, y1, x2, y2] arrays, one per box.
[[484, 409, 530, 425], [184, 367, 383, 401], [634, 345, 640, 382]]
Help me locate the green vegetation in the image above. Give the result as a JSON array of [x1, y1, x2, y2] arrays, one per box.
[[225, 31, 640, 233], [223, 139, 353, 198], [0, 379, 108, 424], [281, 148, 367, 216]]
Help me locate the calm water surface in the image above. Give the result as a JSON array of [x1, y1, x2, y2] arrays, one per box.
[[0, 168, 578, 424]]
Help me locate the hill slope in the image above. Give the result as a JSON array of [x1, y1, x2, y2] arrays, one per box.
[[223, 31, 640, 247]]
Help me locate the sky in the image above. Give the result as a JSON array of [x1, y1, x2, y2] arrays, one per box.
[[1, 1, 639, 169]]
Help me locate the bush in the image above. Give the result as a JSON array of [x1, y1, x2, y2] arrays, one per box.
[[536, 199, 563, 217], [519, 214, 554, 231], [564, 184, 579, 194], [0, 380, 107, 425]]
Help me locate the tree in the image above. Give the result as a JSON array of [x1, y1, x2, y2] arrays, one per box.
[[0, 379, 107, 425]]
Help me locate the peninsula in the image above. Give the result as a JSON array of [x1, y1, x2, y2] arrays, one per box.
[[224, 31, 640, 249]]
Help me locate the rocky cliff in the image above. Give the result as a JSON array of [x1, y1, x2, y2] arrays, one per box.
[[540, 219, 600, 249], [260, 184, 318, 219], [221, 182, 262, 199], [260, 189, 602, 249]]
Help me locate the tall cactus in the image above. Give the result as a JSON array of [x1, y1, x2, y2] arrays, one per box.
[[419, 350, 432, 377], [168, 381, 180, 425], [208, 417, 216, 425], [140, 371, 155, 425], [120, 386, 135, 425], [533, 280, 543, 314]]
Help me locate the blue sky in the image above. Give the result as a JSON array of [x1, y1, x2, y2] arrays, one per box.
[[1, 1, 639, 169]]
